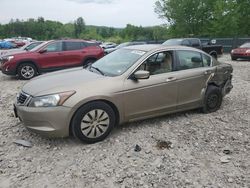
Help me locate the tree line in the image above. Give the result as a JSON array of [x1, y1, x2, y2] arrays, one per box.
[[0, 0, 249, 43], [0, 17, 169, 43]]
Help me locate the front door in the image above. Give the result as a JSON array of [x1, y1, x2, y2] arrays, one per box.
[[37, 41, 64, 69], [123, 51, 178, 121]]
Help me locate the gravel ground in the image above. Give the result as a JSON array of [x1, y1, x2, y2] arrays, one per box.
[[0, 55, 249, 188]]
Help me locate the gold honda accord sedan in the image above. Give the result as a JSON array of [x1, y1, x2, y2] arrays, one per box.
[[14, 45, 233, 143]]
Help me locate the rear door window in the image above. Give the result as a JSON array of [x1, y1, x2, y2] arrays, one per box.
[[64, 42, 82, 51], [176, 50, 203, 70]]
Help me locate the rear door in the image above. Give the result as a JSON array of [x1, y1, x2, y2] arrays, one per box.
[[174, 50, 216, 110], [62, 41, 85, 67], [123, 51, 178, 121]]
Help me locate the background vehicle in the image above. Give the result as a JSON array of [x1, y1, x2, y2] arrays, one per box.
[[100, 42, 117, 49], [104, 41, 147, 54], [0, 40, 16, 49], [231, 42, 250, 60], [163, 38, 223, 59], [0, 41, 43, 57], [14, 45, 233, 143], [0, 39, 104, 79]]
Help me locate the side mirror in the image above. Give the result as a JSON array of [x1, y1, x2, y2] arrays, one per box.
[[133, 70, 150, 80], [39, 49, 47, 53], [191, 56, 202, 63]]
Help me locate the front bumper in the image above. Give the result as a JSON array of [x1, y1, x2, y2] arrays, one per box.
[[14, 103, 72, 138]]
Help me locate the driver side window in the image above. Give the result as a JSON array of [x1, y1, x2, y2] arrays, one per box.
[[44, 42, 62, 52], [138, 51, 173, 75]]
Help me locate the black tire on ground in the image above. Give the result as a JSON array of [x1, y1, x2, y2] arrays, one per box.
[[202, 85, 222, 113], [210, 53, 217, 59], [83, 59, 97, 67], [71, 101, 116, 143], [231, 56, 237, 61], [17, 63, 37, 80]]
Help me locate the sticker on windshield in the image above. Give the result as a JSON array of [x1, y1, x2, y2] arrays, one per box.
[[131, 50, 145, 56]]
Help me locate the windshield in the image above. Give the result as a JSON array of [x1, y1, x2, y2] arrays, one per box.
[[240, 43, 250, 48], [24, 42, 43, 51], [163, 39, 182, 46], [91, 48, 145, 76]]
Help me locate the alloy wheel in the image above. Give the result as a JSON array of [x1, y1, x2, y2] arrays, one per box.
[[80, 109, 110, 138], [20, 65, 35, 79]]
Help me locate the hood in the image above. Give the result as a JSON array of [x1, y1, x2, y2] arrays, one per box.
[[0, 49, 25, 57], [22, 68, 105, 96], [233, 48, 249, 53]]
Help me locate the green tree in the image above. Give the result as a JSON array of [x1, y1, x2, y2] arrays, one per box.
[[74, 17, 86, 37]]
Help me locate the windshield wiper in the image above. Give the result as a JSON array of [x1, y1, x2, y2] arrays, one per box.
[[89, 65, 105, 76]]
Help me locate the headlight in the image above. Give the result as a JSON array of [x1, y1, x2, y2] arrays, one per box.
[[231, 50, 235, 53], [29, 91, 75, 107], [246, 49, 250, 53], [3, 55, 14, 61]]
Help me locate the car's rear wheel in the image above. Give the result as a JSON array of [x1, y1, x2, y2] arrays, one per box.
[[202, 85, 222, 113], [71, 101, 115, 143], [17, 63, 37, 80], [83, 59, 96, 67], [231, 56, 237, 61]]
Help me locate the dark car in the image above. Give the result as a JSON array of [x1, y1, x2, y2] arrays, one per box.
[[104, 41, 147, 54], [231, 42, 250, 60], [0, 40, 104, 79], [163, 38, 223, 59]]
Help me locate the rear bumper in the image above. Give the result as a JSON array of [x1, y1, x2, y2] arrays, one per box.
[[222, 76, 233, 96]]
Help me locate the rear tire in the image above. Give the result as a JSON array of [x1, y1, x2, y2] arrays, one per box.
[[71, 101, 115, 143], [17, 63, 37, 80], [231, 56, 237, 61], [83, 59, 97, 67], [202, 85, 222, 113]]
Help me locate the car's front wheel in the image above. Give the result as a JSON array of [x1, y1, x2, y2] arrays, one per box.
[[202, 85, 222, 113], [71, 101, 116, 143], [17, 63, 37, 80]]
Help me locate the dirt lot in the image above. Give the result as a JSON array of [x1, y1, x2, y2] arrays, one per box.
[[0, 55, 249, 188]]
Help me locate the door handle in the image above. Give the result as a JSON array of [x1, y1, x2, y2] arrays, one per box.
[[166, 77, 177, 82], [204, 70, 212, 75]]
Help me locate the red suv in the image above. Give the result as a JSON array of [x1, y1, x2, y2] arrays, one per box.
[[0, 40, 104, 79]]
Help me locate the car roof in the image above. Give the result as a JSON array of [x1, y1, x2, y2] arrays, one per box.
[[124, 44, 203, 53]]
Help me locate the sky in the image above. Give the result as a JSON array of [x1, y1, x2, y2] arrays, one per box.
[[0, 0, 165, 27]]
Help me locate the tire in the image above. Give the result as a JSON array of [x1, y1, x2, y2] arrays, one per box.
[[202, 85, 222, 113], [17, 63, 37, 80], [83, 59, 96, 67], [231, 56, 237, 61], [210, 53, 217, 59], [71, 101, 116, 143]]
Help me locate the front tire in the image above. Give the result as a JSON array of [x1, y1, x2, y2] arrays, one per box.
[[202, 85, 222, 113], [71, 101, 116, 143], [17, 63, 37, 80]]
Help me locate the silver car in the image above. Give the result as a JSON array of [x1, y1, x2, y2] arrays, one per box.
[[14, 45, 233, 143]]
